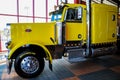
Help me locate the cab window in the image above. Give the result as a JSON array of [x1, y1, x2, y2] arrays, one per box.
[[66, 7, 82, 22]]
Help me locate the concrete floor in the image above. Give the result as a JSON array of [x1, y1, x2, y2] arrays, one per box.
[[0, 54, 120, 80]]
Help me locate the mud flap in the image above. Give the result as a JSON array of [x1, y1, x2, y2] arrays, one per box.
[[6, 59, 13, 74], [49, 60, 52, 71]]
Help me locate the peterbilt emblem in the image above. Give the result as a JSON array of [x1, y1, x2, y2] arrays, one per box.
[[25, 29, 32, 32]]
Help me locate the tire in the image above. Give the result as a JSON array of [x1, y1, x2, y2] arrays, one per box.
[[14, 51, 45, 78]]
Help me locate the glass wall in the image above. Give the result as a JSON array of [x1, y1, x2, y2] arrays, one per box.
[[0, 0, 75, 30]]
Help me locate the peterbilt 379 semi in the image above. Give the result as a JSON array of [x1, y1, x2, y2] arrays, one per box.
[[6, 2, 119, 78]]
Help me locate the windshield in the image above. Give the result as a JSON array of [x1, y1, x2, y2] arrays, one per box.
[[51, 6, 82, 22], [51, 8, 63, 21]]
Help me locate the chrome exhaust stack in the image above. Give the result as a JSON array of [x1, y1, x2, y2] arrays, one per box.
[[86, 0, 92, 57]]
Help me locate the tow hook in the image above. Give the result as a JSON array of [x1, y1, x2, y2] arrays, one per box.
[[6, 58, 13, 74]]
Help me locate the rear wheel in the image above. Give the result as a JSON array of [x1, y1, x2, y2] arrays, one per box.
[[14, 51, 44, 78]]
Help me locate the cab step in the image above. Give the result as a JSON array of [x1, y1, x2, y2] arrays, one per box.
[[67, 48, 86, 63]]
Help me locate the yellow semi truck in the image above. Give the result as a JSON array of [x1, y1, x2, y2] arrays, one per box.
[[6, 2, 118, 78]]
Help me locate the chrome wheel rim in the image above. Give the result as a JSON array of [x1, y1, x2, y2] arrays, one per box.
[[20, 56, 39, 74]]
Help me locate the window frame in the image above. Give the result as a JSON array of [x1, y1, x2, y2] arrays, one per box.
[[64, 6, 83, 23]]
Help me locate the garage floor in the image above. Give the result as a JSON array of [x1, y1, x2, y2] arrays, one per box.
[[0, 54, 120, 80]]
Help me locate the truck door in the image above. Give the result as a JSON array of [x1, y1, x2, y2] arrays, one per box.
[[65, 7, 85, 41]]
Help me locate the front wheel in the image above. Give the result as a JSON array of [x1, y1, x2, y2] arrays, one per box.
[[14, 51, 45, 78]]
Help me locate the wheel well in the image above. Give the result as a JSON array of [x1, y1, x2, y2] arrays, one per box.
[[11, 44, 46, 59]]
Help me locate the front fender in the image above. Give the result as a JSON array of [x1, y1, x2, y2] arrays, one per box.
[[8, 42, 52, 63]]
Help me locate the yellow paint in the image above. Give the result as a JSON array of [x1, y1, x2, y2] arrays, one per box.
[[65, 4, 86, 8], [11, 22, 56, 45], [91, 4, 117, 44], [19, 52, 36, 58], [66, 23, 85, 41], [8, 41, 52, 63], [65, 4, 87, 42]]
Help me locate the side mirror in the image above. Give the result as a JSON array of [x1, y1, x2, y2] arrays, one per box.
[[77, 7, 82, 19]]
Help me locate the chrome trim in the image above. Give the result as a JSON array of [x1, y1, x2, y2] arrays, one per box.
[[91, 46, 117, 57], [20, 56, 39, 74], [56, 22, 63, 45], [86, 0, 92, 56], [54, 24, 57, 42], [64, 10, 68, 21]]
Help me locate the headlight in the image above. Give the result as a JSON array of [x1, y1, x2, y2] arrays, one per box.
[[5, 41, 11, 49]]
